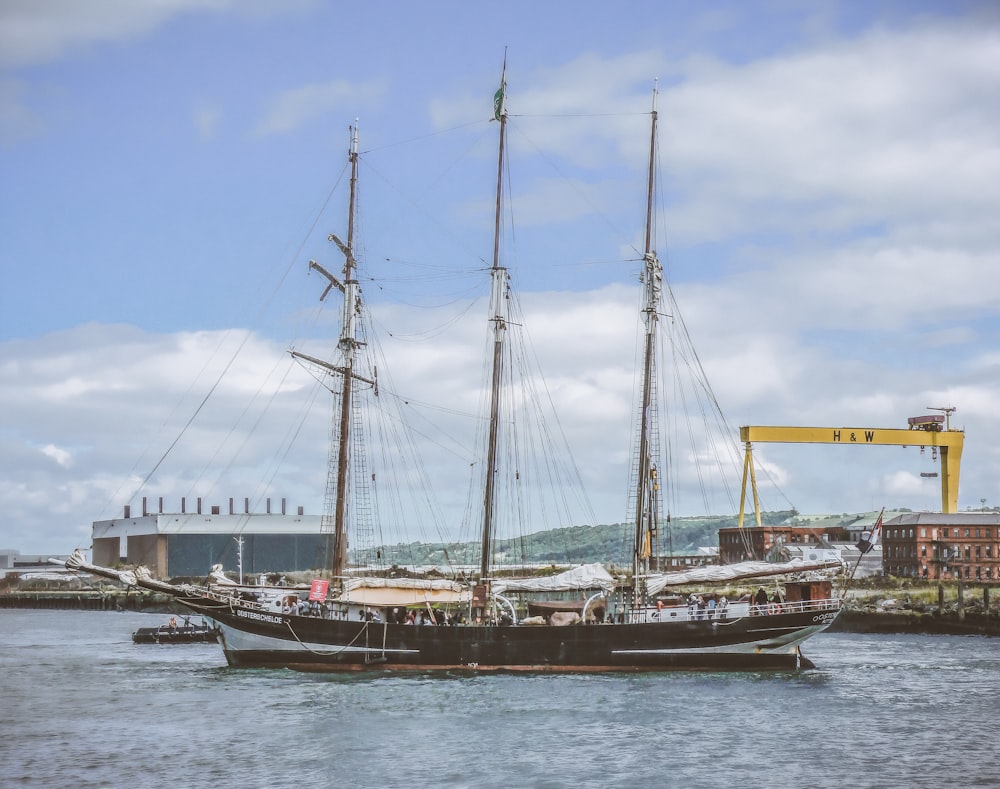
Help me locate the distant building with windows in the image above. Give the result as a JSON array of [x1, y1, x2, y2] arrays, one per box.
[[882, 512, 1000, 581], [0, 550, 76, 579], [714, 513, 889, 577], [91, 496, 327, 580], [652, 547, 718, 572], [717, 519, 851, 564]]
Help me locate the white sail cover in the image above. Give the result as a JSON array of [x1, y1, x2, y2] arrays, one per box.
[[644, 557, 844, 596], [337, 576, 472, 606], [208, 564, 237, 586], [51, 550, 201, 596], [492, 563, 615, 594]]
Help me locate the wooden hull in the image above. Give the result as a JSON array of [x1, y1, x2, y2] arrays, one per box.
[[178, 596, 840, 672]]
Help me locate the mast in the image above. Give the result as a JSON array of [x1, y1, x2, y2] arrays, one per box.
[[480, 57, 508, 581], [292, 123, 364, 584], [633, 87, 662, 590]]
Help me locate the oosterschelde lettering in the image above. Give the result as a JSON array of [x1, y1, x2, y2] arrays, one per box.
[[237, 609, 284, 625]]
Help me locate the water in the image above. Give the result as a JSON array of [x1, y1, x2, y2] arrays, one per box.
[[1, 610, 997, 789]]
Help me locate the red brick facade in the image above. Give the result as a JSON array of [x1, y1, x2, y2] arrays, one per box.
[[718, 524, 850, 563], [882, 513, 1000, 581]]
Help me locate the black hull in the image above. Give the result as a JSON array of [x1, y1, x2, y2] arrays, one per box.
[[178, 596, 839, 672]]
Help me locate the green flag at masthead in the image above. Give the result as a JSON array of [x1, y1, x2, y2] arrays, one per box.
[[493, 51, 507, 120]]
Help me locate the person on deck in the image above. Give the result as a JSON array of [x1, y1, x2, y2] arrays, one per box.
[[754, 587, 769, 615]]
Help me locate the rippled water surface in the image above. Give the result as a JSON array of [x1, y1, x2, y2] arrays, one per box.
[[1, 610, 997, 788]]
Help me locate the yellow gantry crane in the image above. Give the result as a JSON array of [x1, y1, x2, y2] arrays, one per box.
[[738, 407, 964, 526]]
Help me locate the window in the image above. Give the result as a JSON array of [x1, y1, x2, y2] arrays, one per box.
[[921, 528, 926, 538], [965, 529, 970, 538]]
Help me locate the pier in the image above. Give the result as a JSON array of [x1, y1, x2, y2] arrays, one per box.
[[0, 589, 176, 612]]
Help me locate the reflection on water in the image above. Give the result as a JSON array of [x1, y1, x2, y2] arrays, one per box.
[[1, 610, 997, 788]]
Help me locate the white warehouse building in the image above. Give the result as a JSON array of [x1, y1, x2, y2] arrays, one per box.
[[92, 496, 327, 580]]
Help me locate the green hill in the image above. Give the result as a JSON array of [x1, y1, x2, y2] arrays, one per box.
[[375, 510, 799, 567]]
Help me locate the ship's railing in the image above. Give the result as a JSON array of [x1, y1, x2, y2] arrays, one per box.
[[631, 596, 842, 624], [198, 586, 842, 627], [200, 587, 352, 619]]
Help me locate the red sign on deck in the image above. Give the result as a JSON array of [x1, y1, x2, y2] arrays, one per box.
[[308, 579, 329, 601]]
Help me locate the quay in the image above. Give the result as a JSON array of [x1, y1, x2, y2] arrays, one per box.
[[0, 589, 176, 612]]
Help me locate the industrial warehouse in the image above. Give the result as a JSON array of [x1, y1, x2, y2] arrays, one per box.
[[90, 497, 326, 579]]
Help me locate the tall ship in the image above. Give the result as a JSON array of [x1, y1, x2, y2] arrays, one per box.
[[57, 65, 844, 671]]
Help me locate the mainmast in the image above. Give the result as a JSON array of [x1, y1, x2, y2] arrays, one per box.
[[480, 58, 508, 581], [633, 88, 663, 590]]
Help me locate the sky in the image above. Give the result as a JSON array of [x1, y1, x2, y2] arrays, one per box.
[[2, 0, 999, 557]]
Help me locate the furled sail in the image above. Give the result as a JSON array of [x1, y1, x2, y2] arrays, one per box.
[[492, 563, 615, 594], [337, 576, 472, 606], [644, 557, 844, 596]]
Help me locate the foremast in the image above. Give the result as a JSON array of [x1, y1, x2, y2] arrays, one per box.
[[292, 123, 370, 585], [633, 89, 663, 598], [332, 124, 362, 582], [480, 58, 508, 582]]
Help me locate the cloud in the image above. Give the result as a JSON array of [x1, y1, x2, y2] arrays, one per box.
[[0, 0, 312, 69], [0, 0, 216, 69], [0, 78, 44, 146], [40, 443, 72, 468], [0, 0, 314, 145], [5, 250, 998, 555], [193, 103, 222, 141], [664, 22, 1000, 255], [252, 79, 387, 137]]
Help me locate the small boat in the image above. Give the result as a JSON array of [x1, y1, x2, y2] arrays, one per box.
[[132, 616, 219, 645]]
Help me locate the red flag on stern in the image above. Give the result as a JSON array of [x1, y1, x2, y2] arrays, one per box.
[[309, 579, 329, 601]]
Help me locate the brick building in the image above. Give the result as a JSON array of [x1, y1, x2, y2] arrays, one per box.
[[718, 521, 852, 563], [882, 512, 1000, 581]]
